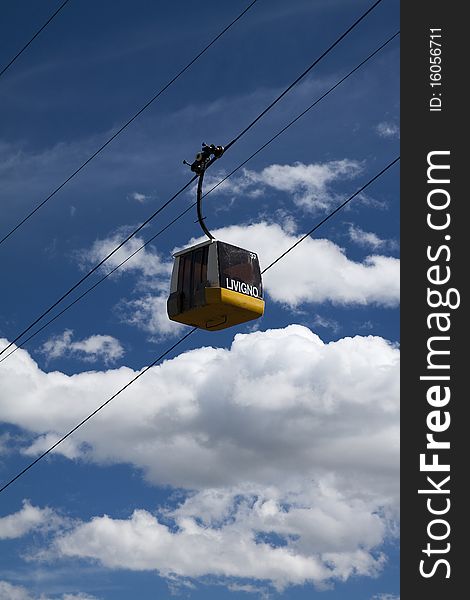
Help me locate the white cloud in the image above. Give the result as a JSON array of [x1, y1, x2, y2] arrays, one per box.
[[40, 330, 124, 365], [0, 500, 56, 540], [79, 231, 176, 339], [311, 314, 340, 332], [348, 224, 398, 252], [227, 583, 271, 598], [79, 219, 399, 342], [1, 327, 399, 493], [21, 432, 85, 460], [182, 222, 400, 308], [53, 485, 386, 589], [117, 293, 185, 340], [372, 594, 400, 600], [80, 232, 171, 281], [62, 595, 100, 600], [0, 581, 32, 600], [0, 583, 99, 600], [128, 191, 152, 203], [1, 326, 399, 587], [205, 160, 363, 212], [376, 122, 400, 139], [0, 432, 11, 455]]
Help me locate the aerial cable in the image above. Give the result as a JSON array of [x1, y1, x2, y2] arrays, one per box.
[[0, 0, 260, 247], [0, 0, 72, 80], [208, 31, 399, 199], [0, 29, 399, 364], [0, 0, 384, 250], [0, 204, 197, 365], [0, 156, 398, 496], [0, 327, 197, 495], [224, 0, 385, 151], [0, 175, 198, 359], [262, 156, 400, 274], [0, 0, 386, 357]]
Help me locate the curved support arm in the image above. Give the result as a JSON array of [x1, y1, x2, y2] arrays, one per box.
[[185, 142, 224, 240], [197, 167, 214, 240]]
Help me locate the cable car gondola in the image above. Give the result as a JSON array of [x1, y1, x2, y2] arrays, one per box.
[[167, 144, 265, 331]]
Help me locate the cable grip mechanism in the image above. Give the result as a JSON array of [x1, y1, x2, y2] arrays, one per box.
[[183, 142, 224, 175]]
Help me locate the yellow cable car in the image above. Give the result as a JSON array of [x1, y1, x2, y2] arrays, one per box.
[[167, 239, 264, 330], [167, 142, 265, 331]]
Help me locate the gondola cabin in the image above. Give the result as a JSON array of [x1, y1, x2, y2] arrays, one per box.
[[167, 240, 264, 330]]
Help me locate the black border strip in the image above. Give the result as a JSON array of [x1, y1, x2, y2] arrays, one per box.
[[401, 2, 464, 596]]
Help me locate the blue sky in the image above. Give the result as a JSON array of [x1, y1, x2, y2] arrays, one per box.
[[0, 1, 399, 599]]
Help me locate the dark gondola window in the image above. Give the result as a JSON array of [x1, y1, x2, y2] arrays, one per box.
[[201, 245, 208, 285], [192, 249, 202, 291], [179, 253, 192, 311], [177, 245, 210, 311], [218, 242, 262, 298]]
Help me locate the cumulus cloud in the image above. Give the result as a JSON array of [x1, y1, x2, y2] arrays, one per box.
[[348, 224, 398, 252], [1, 326, 399, 587], [45, 474, 391, 589], [1, 326, 399, 491], [0, 500, 57, 540], [205, 160, 363, 212], [40, 330, 124, 365], [0, 327, 399, 493], [52, 479, 388, 588], [80, 221, 398, 340], [376, 122, 400, 139], [53, 500, 385, 590], [182, 223, 400, 308]]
